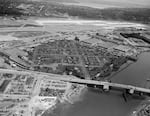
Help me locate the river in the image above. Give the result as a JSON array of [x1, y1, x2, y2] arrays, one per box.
[[45, 52, 150, 116]]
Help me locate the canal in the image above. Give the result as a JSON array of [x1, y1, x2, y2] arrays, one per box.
[[44, 52, 150, 116]]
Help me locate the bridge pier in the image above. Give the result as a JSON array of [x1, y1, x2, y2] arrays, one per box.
[[129, 88, 135, 94], [103, 85, 110, 91], [122, 91, 128, 102], [87, 84, 110, 92]]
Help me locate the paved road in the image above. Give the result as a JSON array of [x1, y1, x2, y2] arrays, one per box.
[[0, 69, 150, 95]]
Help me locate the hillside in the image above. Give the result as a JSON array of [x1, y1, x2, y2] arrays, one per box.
[[0, 0, 150, 24]]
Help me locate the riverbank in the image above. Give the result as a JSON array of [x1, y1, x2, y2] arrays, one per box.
[[131, 98, 150, 116], [41, 85, 87, 116], [37, 80, 87, 116]]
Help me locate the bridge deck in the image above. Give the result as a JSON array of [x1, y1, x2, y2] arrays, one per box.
[[0, 69, 150, 94]]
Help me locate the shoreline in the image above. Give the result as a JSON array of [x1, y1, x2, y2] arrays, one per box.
[[131, 98, 150, 116], [39, 82, 87, 116]]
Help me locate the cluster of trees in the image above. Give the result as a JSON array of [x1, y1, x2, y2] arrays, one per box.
[[0, 0, 24, 16]]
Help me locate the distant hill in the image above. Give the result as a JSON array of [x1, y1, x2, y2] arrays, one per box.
[[31, 0, 150, 8], [75, 0, 150, 8], [31, 0, 77, 3], [0, 0, 150, 24]]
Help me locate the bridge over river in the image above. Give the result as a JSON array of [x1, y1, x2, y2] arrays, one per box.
[[0, 69, 150, 96]]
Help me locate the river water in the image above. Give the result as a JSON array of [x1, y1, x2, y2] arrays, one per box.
[[55, 52, 150, 116], [42, 52, 150, 116]]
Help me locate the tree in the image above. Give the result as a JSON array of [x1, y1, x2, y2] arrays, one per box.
[[74, 36, 80, 41], [0, 0, 23, 16]]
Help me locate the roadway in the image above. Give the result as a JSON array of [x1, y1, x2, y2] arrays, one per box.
[[1, 68, 150, 95]]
